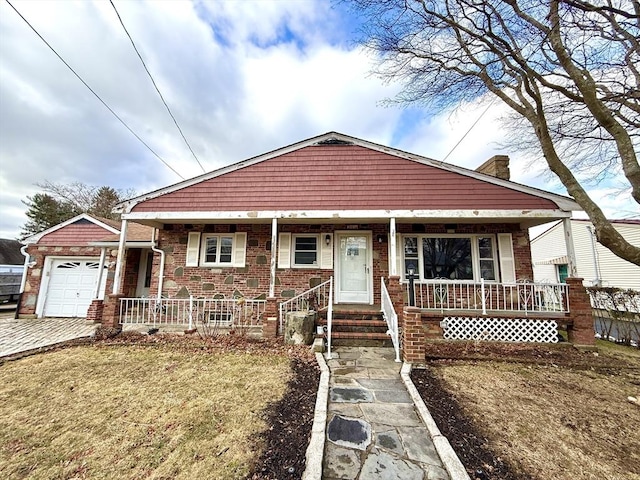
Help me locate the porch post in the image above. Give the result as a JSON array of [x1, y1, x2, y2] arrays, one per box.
[[112, 218, 128, 294], [562, 218, 578, 277], [389, 217, 397, 277], [269, 218, 278, 298]]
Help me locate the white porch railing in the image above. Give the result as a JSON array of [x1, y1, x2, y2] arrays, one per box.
[[278, 278, 333, 333], [409, 280, 569, 314], [381, 277, 401, 362], [119, 296, 266, 328]]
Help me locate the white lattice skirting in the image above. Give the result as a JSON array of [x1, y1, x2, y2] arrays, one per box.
[[441, 316, 558, 343]]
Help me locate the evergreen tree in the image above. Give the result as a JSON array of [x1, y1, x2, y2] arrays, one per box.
[[20, 193, 81, 239]]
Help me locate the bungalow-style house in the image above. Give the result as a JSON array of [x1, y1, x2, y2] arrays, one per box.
[[531, 219, 640, 289], [18, 132, 596, 360], [18, 214, 154, 318]]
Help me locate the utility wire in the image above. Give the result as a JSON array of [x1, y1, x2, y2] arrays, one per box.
[[443, 100, 495, 161], [110, 0, 206, 174], [5, 0, 185, 180]]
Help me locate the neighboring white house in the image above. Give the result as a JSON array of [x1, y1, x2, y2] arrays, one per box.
[[531, 219, 640, 289]]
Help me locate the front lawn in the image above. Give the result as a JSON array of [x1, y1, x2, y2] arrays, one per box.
[[0, 341, 300, 479], [413, 341, 640, 480]]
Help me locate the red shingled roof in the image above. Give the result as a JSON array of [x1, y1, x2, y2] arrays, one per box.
[[132, 145, 558, 212]]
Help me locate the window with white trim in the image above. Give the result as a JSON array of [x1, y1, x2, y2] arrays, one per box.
[[292, 235, 319, 267], [186, 231, 247, 268], [402, 235, 498, 281], [201, 234, 233, 266]]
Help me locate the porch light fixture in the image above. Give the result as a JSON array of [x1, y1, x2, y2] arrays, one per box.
[[325, 234, 331, 246], [377, 234, 386, 243]]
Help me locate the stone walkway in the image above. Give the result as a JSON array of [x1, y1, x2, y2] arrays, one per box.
[[0, 317, 98, 358], [323, 347, 450, 480]]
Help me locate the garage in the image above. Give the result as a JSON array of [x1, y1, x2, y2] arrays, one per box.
[[42, 259, 107, 317]]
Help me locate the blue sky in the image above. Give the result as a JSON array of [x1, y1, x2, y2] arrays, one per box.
[[0, 0, 636, 240]]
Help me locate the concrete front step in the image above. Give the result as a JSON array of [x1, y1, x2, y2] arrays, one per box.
[[329, 331, 394, 347], [318, 304, 391, 347], [319, 319, 388, 333]]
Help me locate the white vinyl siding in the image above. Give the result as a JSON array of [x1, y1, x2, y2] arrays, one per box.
[[532, 220, 640, 289]]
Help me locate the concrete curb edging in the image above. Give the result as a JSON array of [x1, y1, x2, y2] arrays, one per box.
[[301, 352, 330, 480], [0, 336, 95, 363], [400, 363, 471, 480]]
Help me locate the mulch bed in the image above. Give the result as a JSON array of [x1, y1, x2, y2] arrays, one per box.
[[423, 340, 638, 370], [247, 357, 320, 479]]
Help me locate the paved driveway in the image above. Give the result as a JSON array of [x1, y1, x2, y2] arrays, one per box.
[[0, 316, 98, 358]]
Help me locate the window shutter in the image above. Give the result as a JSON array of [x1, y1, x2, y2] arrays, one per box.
[[498, 233, 516, 283], [233, 232, 247, 267], [278, 233, 291, 269], [320, 233, 333, 269], [186, 232, 201, 267]]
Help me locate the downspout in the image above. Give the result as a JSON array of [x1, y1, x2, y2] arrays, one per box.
[[586, 226, 602, 286], [15, 245, 31, 319], [151, 228, 165, 300]]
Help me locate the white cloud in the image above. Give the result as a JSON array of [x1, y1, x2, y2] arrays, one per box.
[[0, 0, 635, 241]]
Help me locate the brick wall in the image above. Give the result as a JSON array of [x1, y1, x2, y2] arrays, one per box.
[[401, 306, 426, 363], [150, 222, 532, 306], [152, 223, 392, 302]]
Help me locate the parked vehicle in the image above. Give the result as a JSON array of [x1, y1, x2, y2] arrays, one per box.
[[0, 272, 21, 303]]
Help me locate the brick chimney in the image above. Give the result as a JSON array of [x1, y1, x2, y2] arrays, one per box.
[[475, 155, 510, 181]]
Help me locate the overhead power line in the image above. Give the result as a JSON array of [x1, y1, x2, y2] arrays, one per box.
[[443, 100, 495, 161], [110, 0, 206, 174], [5, 0, 185, 180]]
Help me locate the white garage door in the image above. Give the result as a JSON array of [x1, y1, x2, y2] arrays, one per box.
[[43, 259, 107, 317]]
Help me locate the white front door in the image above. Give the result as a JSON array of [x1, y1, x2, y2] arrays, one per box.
[[336, 232, 372, 304]]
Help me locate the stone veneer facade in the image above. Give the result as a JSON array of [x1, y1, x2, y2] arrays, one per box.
[[146, 222, 533, 303]]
